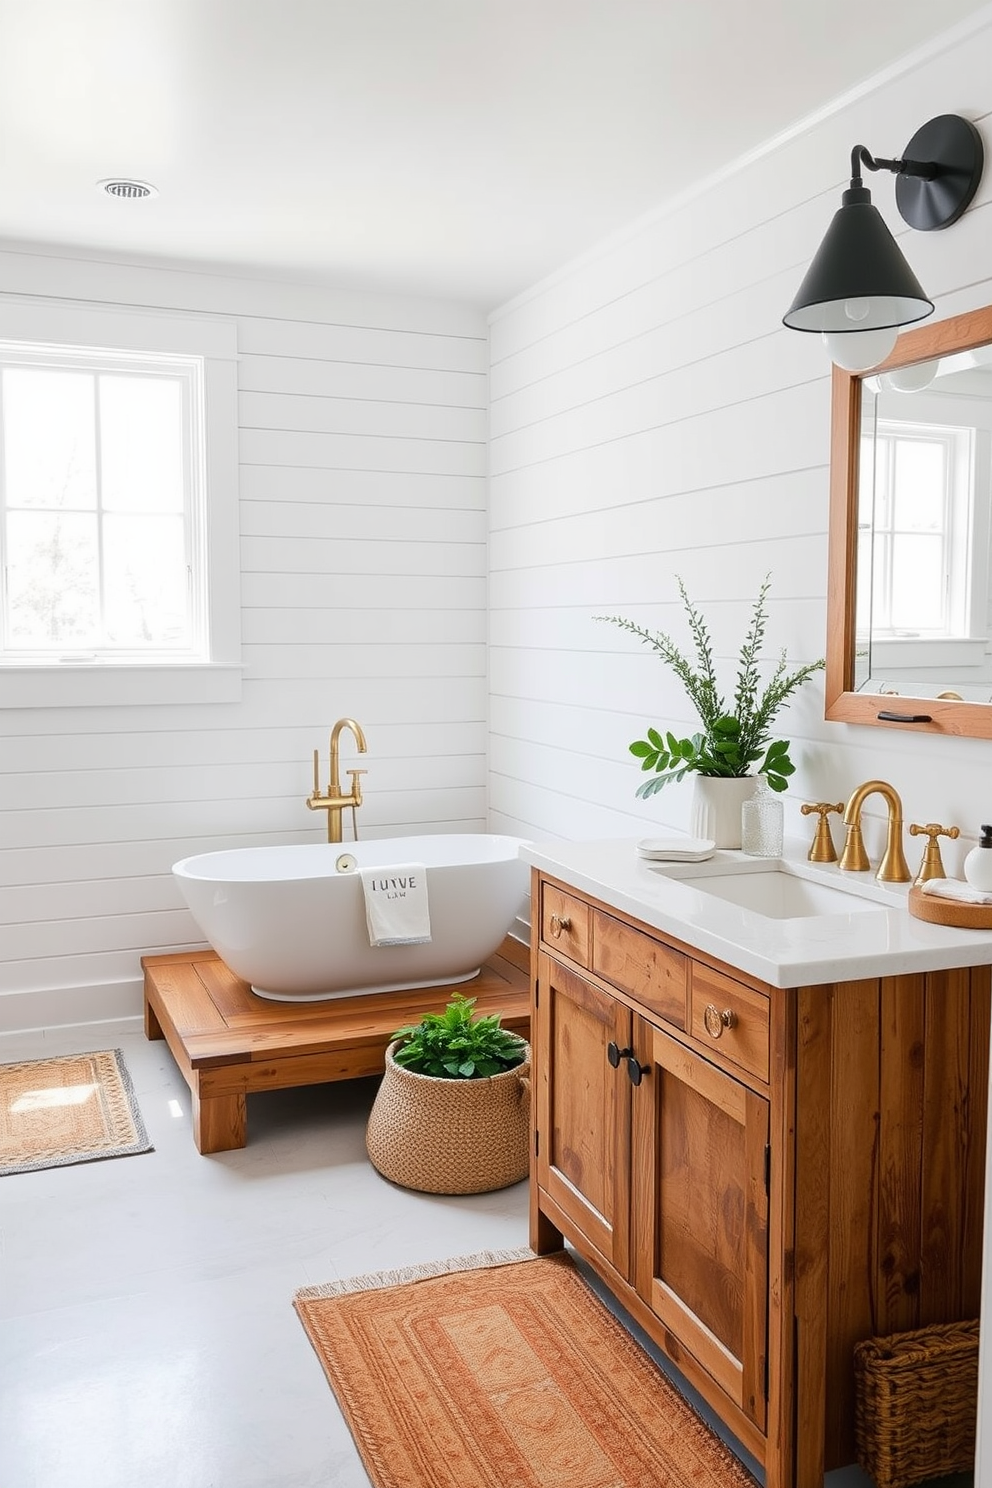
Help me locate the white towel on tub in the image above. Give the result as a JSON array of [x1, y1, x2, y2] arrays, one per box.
[[360, 864, 432, 946]]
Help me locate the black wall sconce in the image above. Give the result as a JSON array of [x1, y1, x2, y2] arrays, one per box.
[[783, 114, 984, 371]]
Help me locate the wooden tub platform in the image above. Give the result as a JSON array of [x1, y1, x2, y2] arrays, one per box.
[[141, 938, 530, 1154]]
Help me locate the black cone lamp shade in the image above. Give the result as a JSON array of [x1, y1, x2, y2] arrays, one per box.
[[784, 114, 984, 370], [783, 183, 933, 335]]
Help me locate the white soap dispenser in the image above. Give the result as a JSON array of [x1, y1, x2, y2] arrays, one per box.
[[964, 825, 992, 890]]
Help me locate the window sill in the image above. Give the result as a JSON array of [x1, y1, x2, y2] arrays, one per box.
[[0, 663, 243, 709], [870, 638, 989, 670]]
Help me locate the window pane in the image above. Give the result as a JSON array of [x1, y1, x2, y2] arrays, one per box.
[[100, 376, 185, 514], [890, 534, 944, 630], [3, 368, 97, 510], [892, 441, 945, 531], [5, 511, 98, 643], [103, 513, 190, 646]]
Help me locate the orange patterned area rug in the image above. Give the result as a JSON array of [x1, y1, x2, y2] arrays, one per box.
[[0, 1049, 153, 1176], [294, 1249, 758, 1488]]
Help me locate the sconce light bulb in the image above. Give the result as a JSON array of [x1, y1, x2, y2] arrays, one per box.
[[822, 325, 899, 372], [843, 298, 872, 324]]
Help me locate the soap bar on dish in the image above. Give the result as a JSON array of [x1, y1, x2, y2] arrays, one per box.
[[637, 836, 716, 863], [921, 877, 992, 906]]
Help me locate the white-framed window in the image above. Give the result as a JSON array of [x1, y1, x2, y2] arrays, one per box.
[[0, 300, 240, 707]]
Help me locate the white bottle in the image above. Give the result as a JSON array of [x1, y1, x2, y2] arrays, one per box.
[[741, 778, 784, 858], [964, 825, 992, 890]]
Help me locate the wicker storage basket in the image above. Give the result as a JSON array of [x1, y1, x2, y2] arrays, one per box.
[[853, 1319, 979, 1488], [366, 1041, 531, 1195]]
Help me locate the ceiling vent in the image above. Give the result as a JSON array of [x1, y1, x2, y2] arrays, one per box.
[[97, 178, 158, 200]]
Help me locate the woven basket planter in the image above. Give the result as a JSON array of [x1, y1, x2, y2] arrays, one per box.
[[366, 1041, 531, 1195], [854, 1319, 979, 1488]]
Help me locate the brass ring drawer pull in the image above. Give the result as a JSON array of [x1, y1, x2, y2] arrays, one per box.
[[703, 1004, 737, 1039], [548, 913, 571, 938]]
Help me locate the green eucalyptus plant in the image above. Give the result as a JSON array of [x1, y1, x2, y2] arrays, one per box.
[[391, 994, 528, 1079], [597, 575, 825, 798]]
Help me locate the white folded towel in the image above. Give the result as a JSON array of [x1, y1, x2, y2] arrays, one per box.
[[921, 877, 992, 906], [360, 864, 432, 946]]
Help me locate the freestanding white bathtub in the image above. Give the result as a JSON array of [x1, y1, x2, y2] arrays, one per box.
[[172, 834, 529, 1001]]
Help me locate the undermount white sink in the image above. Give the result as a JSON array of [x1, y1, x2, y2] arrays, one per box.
[[682, 870, 882, 920]]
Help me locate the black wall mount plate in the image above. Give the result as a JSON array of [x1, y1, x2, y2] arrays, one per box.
[[895, 113, 984, 231]]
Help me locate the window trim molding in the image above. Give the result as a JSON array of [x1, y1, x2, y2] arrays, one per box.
[[0, 299, 241, 708]]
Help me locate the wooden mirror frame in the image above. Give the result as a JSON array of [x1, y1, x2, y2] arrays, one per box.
[[825, 302, 992, 739]]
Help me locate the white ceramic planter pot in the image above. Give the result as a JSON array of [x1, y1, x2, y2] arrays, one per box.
[[689, 775, 756, 850]]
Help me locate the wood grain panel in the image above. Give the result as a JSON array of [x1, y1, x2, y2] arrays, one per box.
[[540, 883, 590, 967], [643, 1025, 769, 1430], [921, 968, 974, 1324], [690, 963, 770, 1083], [965, 967, 991, 1309], [592, 909, 686, 1027], [877, 974, 925, 1335], [794, 985, 832, 1488], [536, 951, 631, 1276], [824, 979, 880, 1470]]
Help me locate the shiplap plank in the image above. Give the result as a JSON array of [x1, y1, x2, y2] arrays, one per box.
[[0, 752, 485, 815], [242, 572, 484, 610], [239, 465, 486, 509], [239, 389, 487, 444], [238, 316, 486, 372], [0, 726, 486, 777], [0, 247, 488, 338], [241, 606, 485, 646], [240, 428, 486, 477], [239, 354, 486, 407], [1, 675, 488, 737], [244, 642, 485, 681], [1, 786, 488, 852], [240, 535, 485, 577], [239, 500, 486, 544]]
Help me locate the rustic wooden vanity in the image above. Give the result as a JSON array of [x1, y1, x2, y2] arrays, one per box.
[[526, 850, 990, 1488]]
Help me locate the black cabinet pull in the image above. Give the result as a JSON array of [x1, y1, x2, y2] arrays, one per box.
[[607, 1042, 632, 1069], [626, 1057, 649, 1086]]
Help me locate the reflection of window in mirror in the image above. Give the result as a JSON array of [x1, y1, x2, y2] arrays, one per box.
[[864, 421, 974, 636], [857, 368, 992, 694]]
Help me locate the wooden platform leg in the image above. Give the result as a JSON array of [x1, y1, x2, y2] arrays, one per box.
[[193, 1090, 247, 1154], [144, 995, 164, 1041]]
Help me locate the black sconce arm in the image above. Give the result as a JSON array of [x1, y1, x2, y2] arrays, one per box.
[[849, 144, 938, 186]]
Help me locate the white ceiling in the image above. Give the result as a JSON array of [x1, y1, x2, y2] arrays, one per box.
[[0, 0, 989, 310]]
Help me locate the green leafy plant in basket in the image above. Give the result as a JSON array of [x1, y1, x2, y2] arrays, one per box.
[[597, 575, 825, 797], [390, 994, 528, 1079]]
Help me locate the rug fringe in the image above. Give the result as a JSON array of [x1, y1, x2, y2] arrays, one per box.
[[294, 1245, 537, 1301]]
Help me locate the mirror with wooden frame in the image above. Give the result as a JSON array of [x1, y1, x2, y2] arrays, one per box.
[[826, 303, 992, 738]]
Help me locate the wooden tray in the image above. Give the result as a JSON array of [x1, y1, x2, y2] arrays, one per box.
[[908, 884, 992, 929]]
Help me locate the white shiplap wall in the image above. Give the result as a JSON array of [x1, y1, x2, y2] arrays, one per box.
[[0, 248, 489, 1030], [487, 25, 992, 1483], [487, 17, 992, 875]]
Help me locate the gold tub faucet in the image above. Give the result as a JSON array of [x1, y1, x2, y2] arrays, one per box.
[[307, 718, 368, 842], [838, 779, 911, 882]]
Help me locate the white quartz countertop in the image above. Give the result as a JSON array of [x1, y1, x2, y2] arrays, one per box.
[[520, 836, 992, 988]]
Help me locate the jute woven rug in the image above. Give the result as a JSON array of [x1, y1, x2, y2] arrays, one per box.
[[0, 1048, 152, 1175], [294, 1248, 759, 1488]]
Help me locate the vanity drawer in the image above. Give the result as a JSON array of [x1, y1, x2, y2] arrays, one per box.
[[541, 884, 590, 966], [592, 911, 687, 1029], [690, 964, 769, 1083]]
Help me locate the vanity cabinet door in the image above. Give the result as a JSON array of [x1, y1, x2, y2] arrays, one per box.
[[632, 1019, 770, 1432], [535, 951, 632, 1278]]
